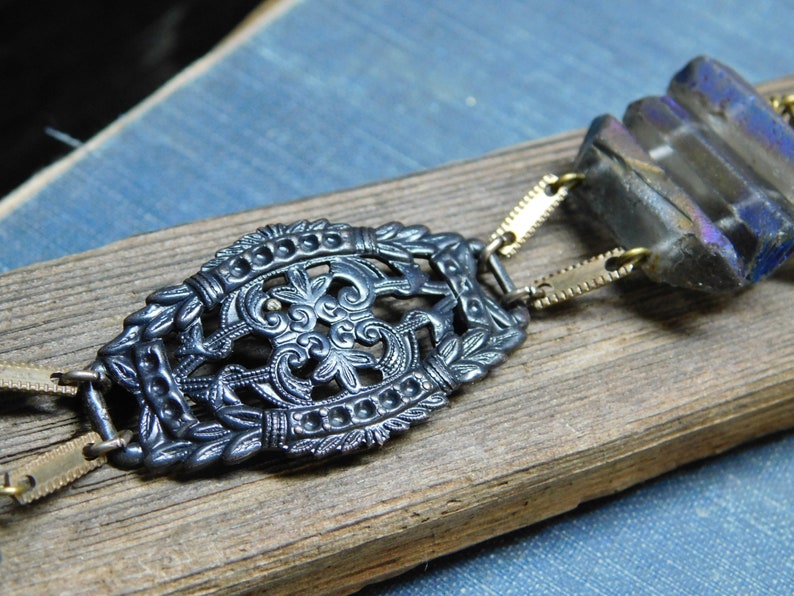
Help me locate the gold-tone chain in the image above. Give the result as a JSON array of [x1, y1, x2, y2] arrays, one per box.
[[769, 94, 794, 126], [0, 365, 128, 504], [0, 361, 79, 396], [490, 173, 584, 258], [487, 173, 648, 309], [2, 430, 133, 504]]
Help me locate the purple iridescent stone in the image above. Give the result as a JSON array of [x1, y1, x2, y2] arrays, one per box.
[[574, 56, 794, 291]]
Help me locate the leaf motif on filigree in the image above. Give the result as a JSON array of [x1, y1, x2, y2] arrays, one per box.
[[146, 441, 193, 469], [104, 355, 138, 389], [97, 220, 529, 470], [365, 425, 391, 446], [383, 417, 411, 433], [449, 360, 486, 383], [340, 429, 366, 452], [147, 284, 195, 305], [223, 429, 262, 464], [139, 403, 163, 448], [185, 422, 229, 441], [185, 439, 227, 471], [270, 266, 332, 306], [216, 405, 263, 430], [461, 328, 489, 356], [175, 297, 204, 330], [312, 348, 377, 392]]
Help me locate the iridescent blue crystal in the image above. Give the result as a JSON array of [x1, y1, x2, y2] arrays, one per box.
[[669, 57, 794, 194], [573, 114, 745, 290], [574, 56, 794, 291]]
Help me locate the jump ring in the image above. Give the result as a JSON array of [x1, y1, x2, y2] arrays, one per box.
[[479, 233, 508, 272], [605, 247, 650, 271], [55, 369, 111, 391], [502, 285, 544, 306], [83, 429, 134, 460], [549, 172, 585, 193]]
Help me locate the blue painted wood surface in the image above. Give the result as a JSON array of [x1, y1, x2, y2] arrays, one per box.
[[2, 0, 793, 592]]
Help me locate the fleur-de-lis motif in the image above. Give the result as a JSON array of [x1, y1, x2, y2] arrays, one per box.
[[271, 267, 332, 307], [312, 348, 378, 392], [95, 220, 527, 470]]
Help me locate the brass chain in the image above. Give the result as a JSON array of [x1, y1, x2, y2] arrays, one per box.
[[769, 94, 794, 126]]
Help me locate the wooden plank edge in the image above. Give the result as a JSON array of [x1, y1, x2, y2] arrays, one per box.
[[166, 381, 794, 595]]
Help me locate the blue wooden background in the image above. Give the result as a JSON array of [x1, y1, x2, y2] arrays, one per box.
[[2, 0, 793, 592]]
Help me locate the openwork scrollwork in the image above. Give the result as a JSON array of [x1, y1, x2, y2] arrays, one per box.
[[93, 220, 528, 471]]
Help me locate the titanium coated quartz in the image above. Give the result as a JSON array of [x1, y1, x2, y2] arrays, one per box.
[[574, 56, 794, 291]]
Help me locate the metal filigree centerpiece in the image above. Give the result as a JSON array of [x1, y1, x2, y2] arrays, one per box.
[[91, 220, 528, 471]]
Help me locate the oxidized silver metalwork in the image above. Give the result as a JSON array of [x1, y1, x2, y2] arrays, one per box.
[[88, 220, 528, 471]]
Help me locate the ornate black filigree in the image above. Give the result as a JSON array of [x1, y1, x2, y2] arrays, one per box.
[[92, 220, 528, 471]]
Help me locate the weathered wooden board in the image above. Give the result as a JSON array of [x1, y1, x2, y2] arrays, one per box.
[[1, 77, 793, 595]]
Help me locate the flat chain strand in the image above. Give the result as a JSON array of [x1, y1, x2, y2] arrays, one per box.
[[2, 429, 134, 504], [0, 361, 78, 396], [487, 172, 648, 309], [1, 365, 130, 504], [3, 432, 106, 504], [491, 173, 584, 258], [520, 247, 649, 310]]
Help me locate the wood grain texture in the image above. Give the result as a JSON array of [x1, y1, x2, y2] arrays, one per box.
[[1, 76, 794, 595]]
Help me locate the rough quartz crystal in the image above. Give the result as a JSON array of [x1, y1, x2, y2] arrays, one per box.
[[574, 56, 794, 291]]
